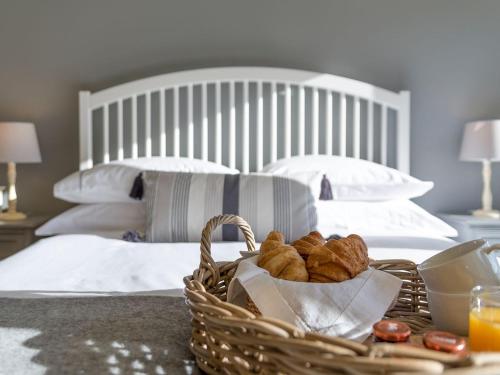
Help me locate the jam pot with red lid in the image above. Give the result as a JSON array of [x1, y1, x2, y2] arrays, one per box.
[[423, 331, 467, 353], [373, 320, 411, 343]]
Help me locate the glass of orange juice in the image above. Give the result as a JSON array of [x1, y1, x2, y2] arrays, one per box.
[[469, 285, 500, 351]]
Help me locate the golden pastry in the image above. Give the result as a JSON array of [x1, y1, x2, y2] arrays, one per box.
[[291, 231, 326, 259], [260, 231, 285, 254], [258, 231, 309, 282], [306, 234, 369, 282]]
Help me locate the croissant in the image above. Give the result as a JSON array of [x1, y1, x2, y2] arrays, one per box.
[[291, 231, 326, 259], [258, 231, 309, 282], [307, 234, 369, 282], [260, 231, 285, 254]]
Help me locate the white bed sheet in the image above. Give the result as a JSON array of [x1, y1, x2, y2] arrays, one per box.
[[0, 234, 455, 294]]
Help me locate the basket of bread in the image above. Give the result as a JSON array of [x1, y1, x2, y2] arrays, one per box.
[[183, 215, 500, 374]]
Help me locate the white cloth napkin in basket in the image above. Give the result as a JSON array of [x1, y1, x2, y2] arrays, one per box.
[[227, 256, 403, 342]]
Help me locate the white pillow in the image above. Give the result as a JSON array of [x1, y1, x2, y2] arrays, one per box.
[[54, 157, 239, 204], [260, 155, 433, 201], [35, 203, 145, 239], [316, 200, 457, 238]]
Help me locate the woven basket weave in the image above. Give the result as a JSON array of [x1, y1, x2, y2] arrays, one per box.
[[183, 215, 500, 374]]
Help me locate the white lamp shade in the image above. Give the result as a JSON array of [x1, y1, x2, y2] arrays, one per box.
[[460, 120, 500, 161], [0, 122, 42, 163]]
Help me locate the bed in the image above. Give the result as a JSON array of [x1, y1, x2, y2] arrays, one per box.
[[0, 66, 459, 374], [0, 66, 456, 295]]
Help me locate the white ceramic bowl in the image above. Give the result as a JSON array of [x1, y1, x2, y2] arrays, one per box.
[[426, 289, 469, 336]]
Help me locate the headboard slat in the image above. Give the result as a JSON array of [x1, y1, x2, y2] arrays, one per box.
[[145, 91, 152, 158], [159, 89, 166, 157], [367, 100, 374, 162], [270, 81, 278, 163], [312, 87, 319, 155], [381, 104, 388, 165], [173, 87, 180, 158], [242, 81, 250, 174], [117, 100, 124, 161], [103, 104, 110, 163], [201, 83, 208, 161], [187, 84, 194, 159], [79, 91, 92, 170], [298, 86, 306, 156], [215, 82, 222, 164], [284, 84, 292, 159], [325, 90, 333, 156], [256, 82, 264, 171], [228, 82, 236, 169], [397, 91, 411, 173], [339, 92, 347, 157], [353, 97, 361, 159], [131, 95, 138, 159]]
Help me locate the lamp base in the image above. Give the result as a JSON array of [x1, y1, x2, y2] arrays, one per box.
[[0, 211, 27, 221], [472, 209, 500, 219]]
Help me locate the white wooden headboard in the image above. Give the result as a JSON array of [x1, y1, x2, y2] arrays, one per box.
[[79, 66, 410, 173]]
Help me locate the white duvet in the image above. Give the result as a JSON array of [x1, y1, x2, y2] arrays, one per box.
[[0, 234, 455, 293]]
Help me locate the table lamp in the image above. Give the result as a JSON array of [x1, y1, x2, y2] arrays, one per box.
[[0, 122, 41, 220], [460, 120, 500, 219]]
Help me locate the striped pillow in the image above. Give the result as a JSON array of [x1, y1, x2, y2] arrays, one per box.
[[143, 172, 319, 243]]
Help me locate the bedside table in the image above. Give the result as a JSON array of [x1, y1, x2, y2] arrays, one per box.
[[0, 216, 49, 259], [439, 214, 500, 244]]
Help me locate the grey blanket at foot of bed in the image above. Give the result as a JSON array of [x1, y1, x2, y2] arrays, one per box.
[[0, 296, 200, 375]]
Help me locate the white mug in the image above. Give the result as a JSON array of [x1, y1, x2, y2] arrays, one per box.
[[417, 239, 500, 293], [426, 289, 469, 336]]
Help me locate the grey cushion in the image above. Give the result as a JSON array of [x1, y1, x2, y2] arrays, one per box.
[[143, 172, 318, 243]]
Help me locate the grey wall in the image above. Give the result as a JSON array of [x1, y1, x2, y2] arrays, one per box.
[[1, 0, 499, 215]]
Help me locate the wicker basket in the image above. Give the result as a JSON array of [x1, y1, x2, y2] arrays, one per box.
[[183, 215, 500, 374]]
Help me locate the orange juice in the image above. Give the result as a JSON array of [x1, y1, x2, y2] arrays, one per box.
[[469, 307, 500, 351]]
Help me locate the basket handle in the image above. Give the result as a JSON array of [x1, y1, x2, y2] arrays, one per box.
[[197, 214, 256, 287]]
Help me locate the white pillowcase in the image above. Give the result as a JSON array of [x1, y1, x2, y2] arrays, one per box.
[[260, 155, 433, 201], [54, 157, 239, 204], [316, 200, 457, 238], [36, 203, 145, 239], [38, 199, 455, 241]]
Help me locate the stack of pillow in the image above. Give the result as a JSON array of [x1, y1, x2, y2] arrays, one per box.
[[37, 155, 457, 241], [260, 155, 457, 239], [37, 157, 240, 238]]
